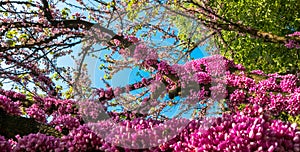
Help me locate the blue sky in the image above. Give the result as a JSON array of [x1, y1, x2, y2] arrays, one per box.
[[53, 0, 217, 119], [54, 0, 209, 88]]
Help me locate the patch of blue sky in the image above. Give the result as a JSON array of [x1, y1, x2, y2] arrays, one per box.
[[90, 28, 211, 119], [47, 0, 216, 119]]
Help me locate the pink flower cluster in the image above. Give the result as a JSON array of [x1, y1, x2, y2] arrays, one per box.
[[133, 44, 158, 62], [0, 89, 26, 101], [285, 31, 300, 49], [157, 61, 177, 75], [172, 105, 300, 151], [210, 83, 228, 101], [0, 105, 299, 151], [196, 72, 211, 84], [0, 95, 21, 115], [124, 35, 139, 43], [26, 104, 47, 122], [50, 114, 81, 131], [95, 54, 300, 118], [89, 118, 189, 149], [227, 71, 300, 116], [280, 75, 298, 93], [42, 97, 75, 115], [0, 136, 11, 151], [13, 133, 63, 152], [229, 89, 246, 104], [60, 125, 104, 152]]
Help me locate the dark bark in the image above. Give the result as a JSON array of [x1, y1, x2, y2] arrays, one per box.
[[0, 109, 63, 139]]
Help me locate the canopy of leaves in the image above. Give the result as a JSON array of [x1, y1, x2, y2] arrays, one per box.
[[207, 0, 300, 73]]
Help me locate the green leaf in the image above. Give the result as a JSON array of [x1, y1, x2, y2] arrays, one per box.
[[103, 74, 112, 80], [51, 72, 60, 81], [55, 85, 63, 92], [61, 7, 71, 18], [99, 64, 105, 70], [7, 40, 16, 47], [63, 86, 73, 99], [120, 115, 127, 120], [6, 30, 17, 39]]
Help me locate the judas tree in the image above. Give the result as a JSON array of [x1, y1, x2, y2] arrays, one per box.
[[0, 0, 300, 151]]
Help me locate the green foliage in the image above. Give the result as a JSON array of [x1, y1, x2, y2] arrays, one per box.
[[237, 103, 246, 111], [207, 0, 300, 73], [55, 85, 63, 92], [237, 104, 300, 129], [6, 30, 28, 46], [61, 7, 70, 19], [275, 112, 300, 129], [103, 74, 112, 80], [6, 30, 17, 39], [62, 86, 73, 99], [106, 1, 116, 10], [168, 14, 208, 49], [51, 72, 60, 81], [125, 0, 144, 21], [218, 31, 300, 73], [19, 33, 28, 40], [120, 115, 127, 120], [99, 64, 105, 70], [6, 40, 16, 47]]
